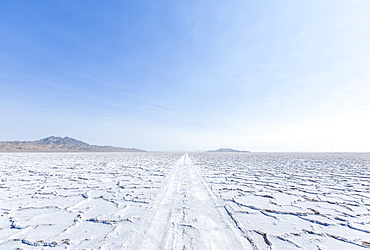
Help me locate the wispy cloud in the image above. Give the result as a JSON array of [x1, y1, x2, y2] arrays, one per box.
[[1, 0, 370, 151]]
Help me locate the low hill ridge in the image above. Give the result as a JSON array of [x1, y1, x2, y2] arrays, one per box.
[[0, 136, 145, 152], [207, 148, 250, 153]]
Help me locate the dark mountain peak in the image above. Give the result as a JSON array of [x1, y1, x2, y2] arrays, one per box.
[[36, 136, 88, 146], [0, 136, 144, 152]]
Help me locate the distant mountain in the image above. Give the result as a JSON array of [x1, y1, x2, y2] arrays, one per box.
[[0, 136, 145, 152], [207, 148, 250, 153]]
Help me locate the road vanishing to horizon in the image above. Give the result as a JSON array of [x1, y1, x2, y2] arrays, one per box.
[[125, 153, 251, 249]]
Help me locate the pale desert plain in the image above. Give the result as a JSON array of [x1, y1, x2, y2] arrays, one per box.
[[0, 152, 369, 249]]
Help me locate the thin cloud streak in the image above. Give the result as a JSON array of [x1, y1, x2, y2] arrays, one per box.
[[1, 0, 370, 151]]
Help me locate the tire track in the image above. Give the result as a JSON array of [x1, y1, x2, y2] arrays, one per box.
[[126, 153, 252, 249]]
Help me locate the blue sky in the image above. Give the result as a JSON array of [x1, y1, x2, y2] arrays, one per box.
[[1, 0, 370, 151]]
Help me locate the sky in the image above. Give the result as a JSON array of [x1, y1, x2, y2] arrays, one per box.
[[1, 0, 370, 152]]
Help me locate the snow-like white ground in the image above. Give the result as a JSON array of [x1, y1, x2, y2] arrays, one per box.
[[192, 153, 370, 249], [0, 152, 369, 249]]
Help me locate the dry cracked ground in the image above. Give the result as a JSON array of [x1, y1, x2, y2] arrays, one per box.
[[0, 152, 369, 249]]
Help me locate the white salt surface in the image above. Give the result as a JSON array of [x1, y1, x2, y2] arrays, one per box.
[[192, 153, 370, 249], [0, 152, 369, 249]]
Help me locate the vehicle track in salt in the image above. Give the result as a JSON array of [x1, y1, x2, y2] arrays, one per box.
[[126, 153, 252, 250]]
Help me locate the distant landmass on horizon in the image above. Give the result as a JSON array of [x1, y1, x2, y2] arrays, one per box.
[[0, 136, 145, 152], [207, 148, 250, 153]]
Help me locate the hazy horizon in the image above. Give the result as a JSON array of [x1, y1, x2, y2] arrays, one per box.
[[1, 135, 369, 153], [1, 1, 370, 152]]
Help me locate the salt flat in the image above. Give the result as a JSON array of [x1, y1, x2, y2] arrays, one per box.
[[192, 153, 370, 249], [0, 152, 181, 249], [0, 152, 369, 249]]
